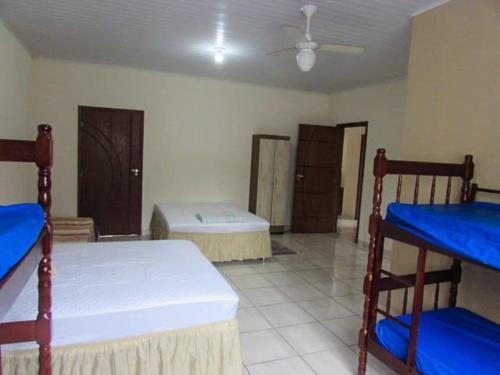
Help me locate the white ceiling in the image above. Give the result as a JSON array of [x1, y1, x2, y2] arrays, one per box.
[[0, 0, 442, 93]]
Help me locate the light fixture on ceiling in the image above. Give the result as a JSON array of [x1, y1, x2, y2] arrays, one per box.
[[214, 47, 225, 63], [296, 48, 316, 72]]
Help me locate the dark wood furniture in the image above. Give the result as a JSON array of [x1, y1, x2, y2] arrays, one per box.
[[357, 148, 497, 375], [292, 124, 344, 233], [78, 106, 144, 236], [0, 125, 53, 375]]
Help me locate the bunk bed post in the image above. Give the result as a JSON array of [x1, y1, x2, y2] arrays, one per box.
[[460, 155, 474, 203], [358, 148, 387, 375], [407, 248, 427, 367], [35, 124, 53, 375]]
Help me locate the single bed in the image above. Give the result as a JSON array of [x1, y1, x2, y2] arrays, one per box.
[[0, 127, 243, 375], [357, 149, 500, 375], [3, 240, 242, 375], [151, 202, 272, 262]]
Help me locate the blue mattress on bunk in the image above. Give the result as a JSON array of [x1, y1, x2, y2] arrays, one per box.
[[0, 203, 45, 279], [376, 307, 500, 375], [386, 202, 500, 270]]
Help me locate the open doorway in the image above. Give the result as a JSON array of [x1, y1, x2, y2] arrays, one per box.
[[336, 122, 368, 243]]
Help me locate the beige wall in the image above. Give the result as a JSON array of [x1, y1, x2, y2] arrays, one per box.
[[330, 79, 408, 243], [0, 20, 36, 203], [30, 59, 330, 232], [340, 126, 365, 219], [392, 0, 500, 321]]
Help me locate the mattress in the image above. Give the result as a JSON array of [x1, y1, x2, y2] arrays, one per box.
[[0, 203, 44, 279], [154, 202, 270, 233], [376, 307, 500, 375], [386, 202, 500, 270], [2, 240, 239, 351]]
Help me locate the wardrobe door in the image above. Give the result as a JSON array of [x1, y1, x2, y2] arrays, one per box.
[[271, 140, 290, 229], [256, 139, 275, 221]]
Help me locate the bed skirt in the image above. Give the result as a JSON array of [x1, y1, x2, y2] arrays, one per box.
[[3, 319, 243, 375], [150, 211, 272, 262]]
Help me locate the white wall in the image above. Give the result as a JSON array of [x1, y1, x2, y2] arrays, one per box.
[[0, 20, 35, 203], [30, 59, 330, 233], [394, 0, 500, 321], [329, 79, 408, 244], [341, 126, 365, 219]]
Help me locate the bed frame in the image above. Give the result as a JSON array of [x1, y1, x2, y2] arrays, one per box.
[[0, 125, 53, 375], [357, 148, 491, 375]]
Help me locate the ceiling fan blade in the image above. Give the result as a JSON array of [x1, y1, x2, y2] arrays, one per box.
[[319, 44, 365, 54], [266, 47, 296, 56], [281, 25, 307, 43]]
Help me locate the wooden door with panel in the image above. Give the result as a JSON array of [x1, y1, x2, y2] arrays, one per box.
[[78, 106, 143, 236], [292, 124, 344, 233]]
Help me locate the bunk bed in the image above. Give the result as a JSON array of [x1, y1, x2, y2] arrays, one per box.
[[0, 125, 53, 375], [357, 149, 500, 375]]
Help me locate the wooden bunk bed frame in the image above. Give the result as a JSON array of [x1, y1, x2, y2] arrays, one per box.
[[0, 125, 53, 375], [357, 148, 492, 375]]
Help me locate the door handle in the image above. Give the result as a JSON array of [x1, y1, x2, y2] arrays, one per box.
[[131, 168, 140, 176], [296, 174, 304, 180]]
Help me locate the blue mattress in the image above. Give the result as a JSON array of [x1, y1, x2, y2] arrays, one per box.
[[376, 307, 500, 375], [0, 203, 45, 279], [386, 202, 500, 270]]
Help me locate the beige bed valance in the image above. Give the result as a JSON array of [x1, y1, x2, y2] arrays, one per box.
[[4, 319, 243, 375]]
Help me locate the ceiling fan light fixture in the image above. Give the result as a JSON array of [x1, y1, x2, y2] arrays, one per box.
[[296, 48, 316, 72], [214, 47, 225, 64]]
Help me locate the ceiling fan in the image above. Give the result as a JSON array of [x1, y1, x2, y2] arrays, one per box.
[[268, 4, 365, 72]]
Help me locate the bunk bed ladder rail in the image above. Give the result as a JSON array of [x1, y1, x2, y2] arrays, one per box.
[[0, 125, 53, 375], [357, 149, 474, 375]]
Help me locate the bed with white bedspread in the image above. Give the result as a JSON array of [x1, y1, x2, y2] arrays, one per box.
[[3, 240, 242, 375], [151, 202, 272, 262]]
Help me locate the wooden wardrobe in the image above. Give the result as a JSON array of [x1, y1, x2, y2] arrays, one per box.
[[249, 134, 291, 233]]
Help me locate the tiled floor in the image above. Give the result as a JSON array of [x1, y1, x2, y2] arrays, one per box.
[[215, 229, 395, 375]]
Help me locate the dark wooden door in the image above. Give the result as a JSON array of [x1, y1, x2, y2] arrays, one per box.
[[291, 124, 344, 233], [78, 106, 143, 236]]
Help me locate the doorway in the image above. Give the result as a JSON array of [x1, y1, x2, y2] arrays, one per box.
[[336, 122, 368, 243], [291, 124, 344, 233], [78, 106, 144, 236]]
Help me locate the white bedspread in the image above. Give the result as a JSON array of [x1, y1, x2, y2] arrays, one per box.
[[154, 202, 270, 233], [3, 240, 239, 350]]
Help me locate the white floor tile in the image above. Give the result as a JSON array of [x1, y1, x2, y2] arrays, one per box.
[[279, 260, 319, 271], [243, 287, 292, 306], [303, 346, 380, 375], [220, 264, 257, 276], [294, 269, 333, 283], [334, 294, 365, 315], [240, 329, 296, 365], [238, 307, 272, 333], [278, 322, 345, 354], [298, 298, 355, 321], [237, 290, 253, 308], [258, 302, 315, 327], [247, 356, 316, 375], [311, 280, 356, 297], [322, 315, 362, 345], [262, 271, 307, 286], [278, 283, 328, 301], [251, 262, 288, 273], [230, 274, 274, 289], [341, 277, 365, 292], [332, 266, 365, 279], [350, 345, 397, 375]]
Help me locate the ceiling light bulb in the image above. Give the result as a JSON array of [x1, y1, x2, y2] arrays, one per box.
[[214, 47, 225, 63], [296, 49, 316, 72]]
